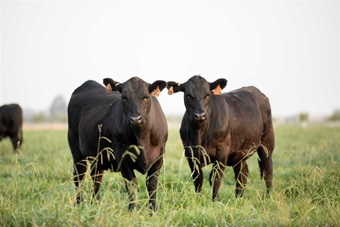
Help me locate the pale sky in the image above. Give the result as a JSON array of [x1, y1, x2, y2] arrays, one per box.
[[1, 0, 339, 117]]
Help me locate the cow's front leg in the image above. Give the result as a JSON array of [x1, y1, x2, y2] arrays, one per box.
[[186, 155, 204, 193], [121, 167, 138, 210], [210, 161, 226, 201], [146, 157, 163, 212], [233, 160, 249, 197]]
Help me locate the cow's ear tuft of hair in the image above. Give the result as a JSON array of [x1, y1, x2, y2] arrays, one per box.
[[213, 84, 222, 95], [150, 80, 166, 97], [210, 79, 228, 95], [167, 81, 184, 95], [151, 86, 160, 97], [168, 86, 174, 95], [105, 83, 112, 93], [103, 78, 122, 93]]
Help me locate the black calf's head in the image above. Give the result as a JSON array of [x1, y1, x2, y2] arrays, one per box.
[[167, 75, 227, 124], [103, 77, 166, 126]]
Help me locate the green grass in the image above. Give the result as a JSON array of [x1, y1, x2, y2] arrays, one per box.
[[0, 124, 339, 226]]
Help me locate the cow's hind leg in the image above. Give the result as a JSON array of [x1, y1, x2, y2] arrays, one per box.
[[74, 160, 87, 205], [233, 160, 249, 197], [69, 130, 87, 205], [90, 161, 104, 202], [257, 145, 273, 194], [258, 125, 274, 194]]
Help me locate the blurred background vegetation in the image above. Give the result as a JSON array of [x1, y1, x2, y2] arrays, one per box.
[[23, 95, 67, 124], [23, 95, 340, 126]]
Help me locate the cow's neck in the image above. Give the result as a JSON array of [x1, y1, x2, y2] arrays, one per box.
[[130, 121, 152, 147], [129, 121, 157, 169]]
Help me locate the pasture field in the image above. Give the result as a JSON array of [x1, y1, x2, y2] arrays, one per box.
[[0, 124, 339, 226]]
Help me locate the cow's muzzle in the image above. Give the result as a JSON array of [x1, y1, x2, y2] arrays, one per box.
[[129, 115, 143, 125], [194, 112, 207, 122]]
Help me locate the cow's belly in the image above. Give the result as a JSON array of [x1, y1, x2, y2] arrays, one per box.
[[227, 140, 261, 166]]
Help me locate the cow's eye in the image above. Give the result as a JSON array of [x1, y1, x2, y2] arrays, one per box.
[[143, 96, 149, 101], [204, 94, 210, 99], [122, 96, 127, 102], [186, 94, 193, 100]]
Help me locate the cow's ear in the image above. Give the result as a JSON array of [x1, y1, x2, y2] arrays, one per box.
[[103, 78, 122, 93], [167, 81, 185, 95], [210, 78, 227, 95], [149, 80, 167, 97]]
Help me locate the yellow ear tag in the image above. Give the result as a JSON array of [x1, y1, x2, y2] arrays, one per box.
[[213, 84, 222, 95], [168, 86, 174, 95], [151, 86, 161, 97], [105, 83, 112, 94]]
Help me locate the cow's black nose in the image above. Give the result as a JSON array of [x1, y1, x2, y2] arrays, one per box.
[[194, 112, 207, 121], [129, 115, 142, 124]]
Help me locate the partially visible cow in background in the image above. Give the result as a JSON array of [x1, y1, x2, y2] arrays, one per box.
[[0, 104, 23, 152], [167, 75, 275, 201]]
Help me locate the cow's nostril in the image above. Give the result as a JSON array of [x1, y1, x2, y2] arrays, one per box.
[[194, 112, 206, 121], [130, 115, 142, 124]]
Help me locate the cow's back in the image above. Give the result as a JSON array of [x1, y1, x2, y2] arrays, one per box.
[[224, 86, 272, 152]]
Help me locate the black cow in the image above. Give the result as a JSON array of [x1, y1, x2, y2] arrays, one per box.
[[167, 75, 274, 201], [0, 104, 23, 152], [67, 77, 168, 211]]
